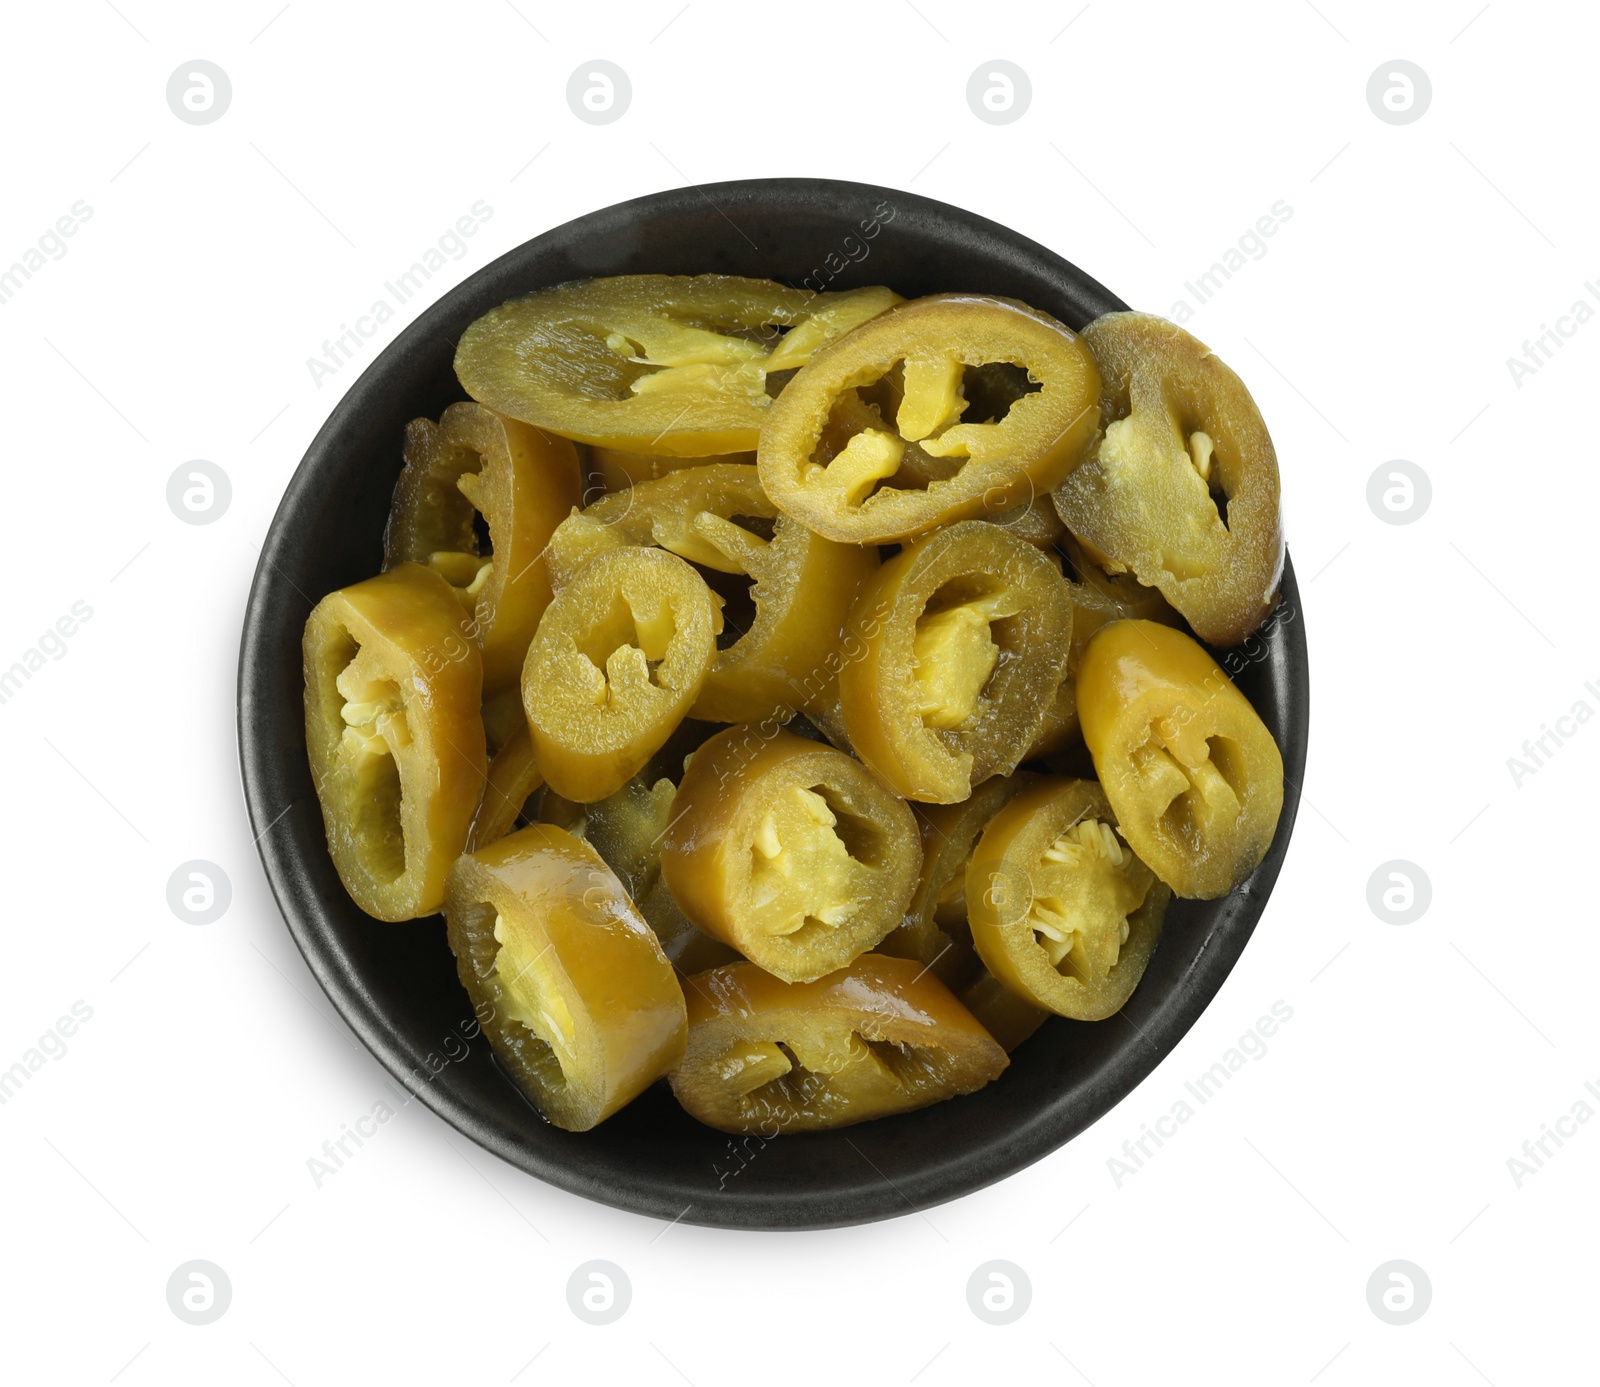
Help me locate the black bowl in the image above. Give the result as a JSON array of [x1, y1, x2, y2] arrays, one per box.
[[238, 178, 1308, 1231]]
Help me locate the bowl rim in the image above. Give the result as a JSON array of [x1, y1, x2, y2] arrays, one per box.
[[238, 176, 1308, 1230]]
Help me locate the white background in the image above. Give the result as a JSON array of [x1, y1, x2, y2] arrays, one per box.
[[0, 1, 1593, 1382]]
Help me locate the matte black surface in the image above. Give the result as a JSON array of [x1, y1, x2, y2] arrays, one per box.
[[238, 178, 1309, 1231]]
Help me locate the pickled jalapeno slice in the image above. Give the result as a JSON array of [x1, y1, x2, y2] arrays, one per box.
[[758, 294, 1101, 543], [660, 727, 921, 983], [522, 546, 721, 803], [838, 521, 1072, 803], [1052, 313, 1283, 647], [1076, 619, 1284, 898], [967, 777, 1170, 1021], [455, 275, 900, 456], [585, 446, 755, 493], [384, 401, 580, 690], [669, 955, 1007, 1134], [303, 564, 486, 921], [958, 969, 1050, 1053], [444, 824, 686, 1131]]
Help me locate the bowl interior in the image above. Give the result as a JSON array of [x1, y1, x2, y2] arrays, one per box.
[[238, 178, 1308, 1230]]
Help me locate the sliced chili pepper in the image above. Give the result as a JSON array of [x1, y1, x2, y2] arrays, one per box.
[[523, 545, 721, 803], [302, 564, 486, 920], [384, 401, 580, 691], [757, 294, 1101, 543], [547, 463, 878, 723], [1053, 312, 1283, 647], [1076, 619, 1284, 898], [444, 824, 686, 1131], [660, 726, 921, 983], [838, 521, 1072, 803], [454, 275, 900, 456], [967, 777, 1169, 1020], [669, 955, 1007, 1134]]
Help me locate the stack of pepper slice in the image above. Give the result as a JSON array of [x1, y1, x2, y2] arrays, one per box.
[[299, 272, 1287, 1138]]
